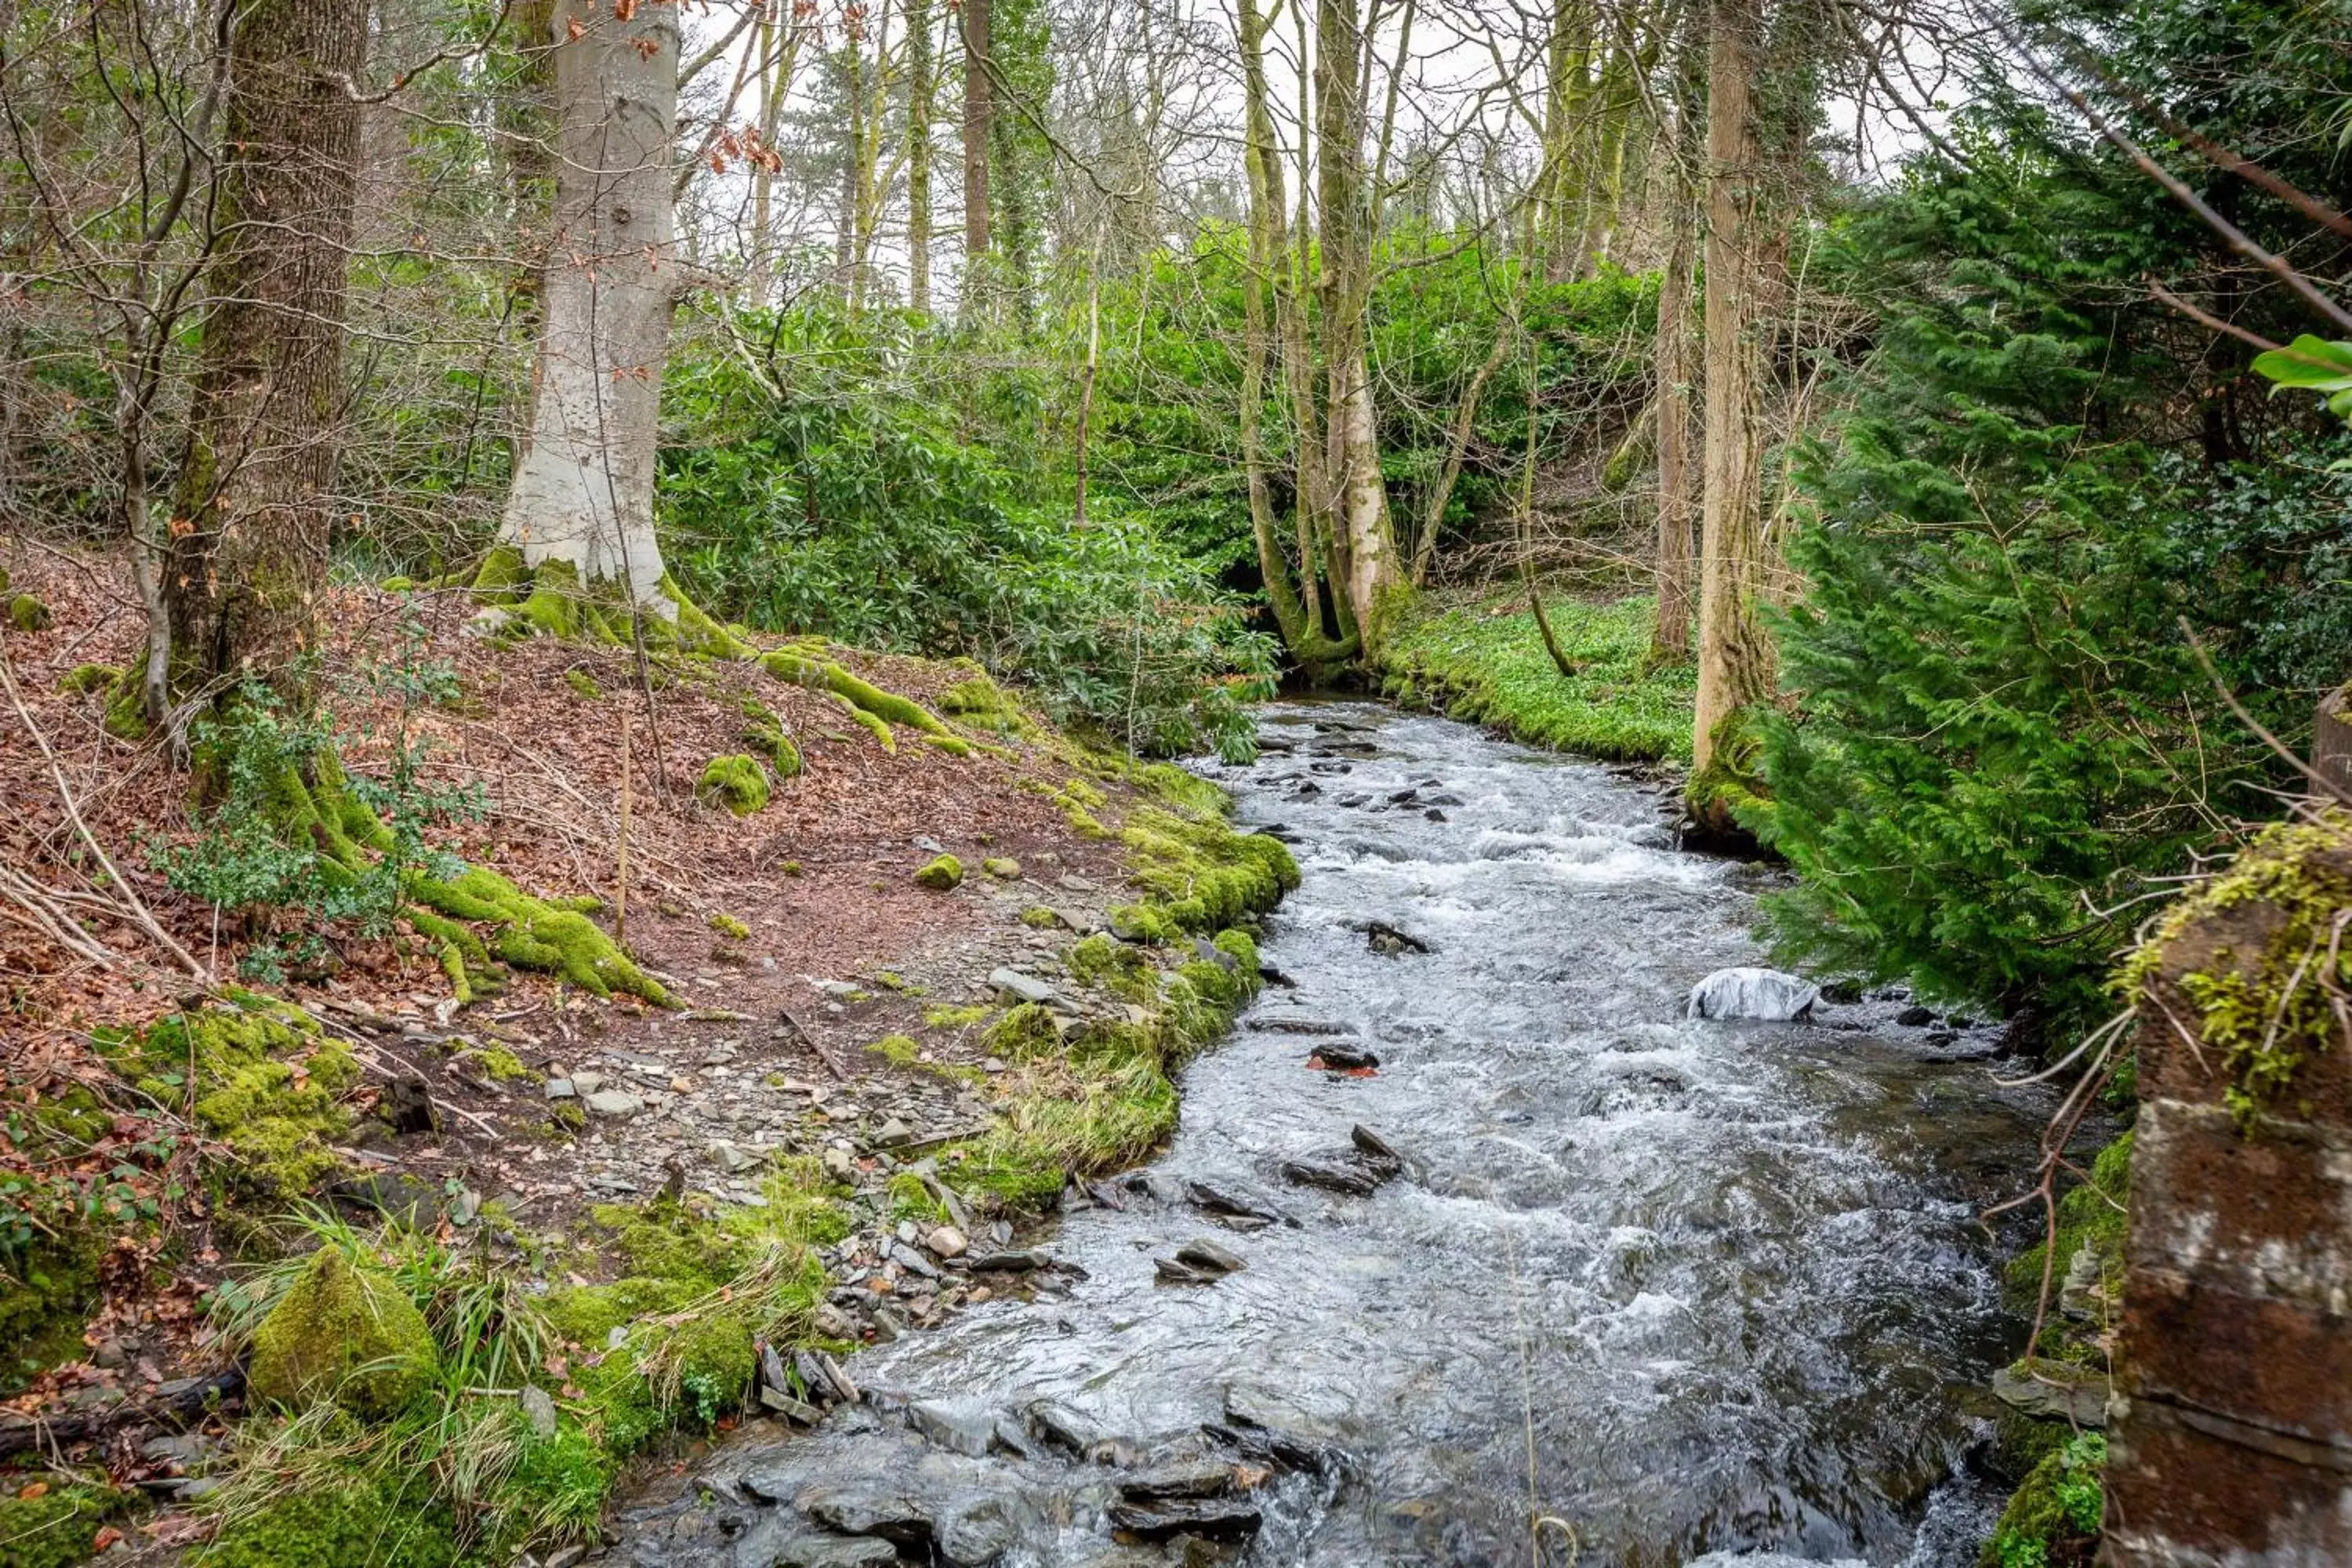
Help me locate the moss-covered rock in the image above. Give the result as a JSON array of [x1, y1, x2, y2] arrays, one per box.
[[564, 667, 603, 700], [982, 857, 1022, 880], [6, 593, 50, 633], [249, 1247, 438, 1421], [101, 1000, 358, 1198], [56, 663, 121, 696], [1983, 1431, 2105, 1568], [708, 912, 751, 940], [913, 854, 964, 891], [2122, 813, 2352, 1125], [695, 754, 770, 816], [1117, 807, 1298, 938]]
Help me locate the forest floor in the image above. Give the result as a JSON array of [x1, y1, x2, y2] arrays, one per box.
[[0, 543, 1290, 1566]]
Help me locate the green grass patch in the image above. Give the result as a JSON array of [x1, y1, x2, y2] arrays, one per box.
[[1375, 590, 1694, 762]]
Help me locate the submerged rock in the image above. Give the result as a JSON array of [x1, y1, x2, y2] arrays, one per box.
[[1684, 966, 1819, 1022], [1105, 1496, 1264, 1541]]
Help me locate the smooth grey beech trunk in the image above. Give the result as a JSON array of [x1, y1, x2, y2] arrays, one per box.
[[496, 0, 681, 612]]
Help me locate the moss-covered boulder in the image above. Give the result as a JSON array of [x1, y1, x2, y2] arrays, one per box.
[[913, 854, 964, 891], [249, 1248, 438, 1421], [695, 754, 770, 816], [982, 857, 1022, 880], [7, 593, 51, 633], [56, 662, 121, 696]]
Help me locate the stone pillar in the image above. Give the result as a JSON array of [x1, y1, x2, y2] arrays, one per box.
[[2103, 824, 2352, 1566]]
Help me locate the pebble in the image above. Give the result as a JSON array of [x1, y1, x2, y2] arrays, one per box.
[[570, 1070, 605, 1096], [585, 1090, 642, 1118], [925, 1225, 968, 1258], [543, 1078, 575, 1100]]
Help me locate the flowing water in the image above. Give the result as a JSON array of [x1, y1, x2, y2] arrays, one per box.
[[620, 702, 2057, 1568]]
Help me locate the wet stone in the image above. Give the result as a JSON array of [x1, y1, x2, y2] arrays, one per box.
[[1105, 1496, 1264, 1542]]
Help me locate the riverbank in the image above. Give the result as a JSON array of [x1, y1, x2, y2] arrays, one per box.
[[1373, 587, 1694, 765], [604, 700, 2060, 1566], [0, 550, 1293, 1566]]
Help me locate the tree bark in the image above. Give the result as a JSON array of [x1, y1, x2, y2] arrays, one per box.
[[492, 0, 681, 611], [162, 0, 367, 699], [1414, 320, 1513, 586], [960, 0, 991, 259], [1691, 0, 1775, 774], [1312, 0, 1397, 643], [907, 0, 933, 313], [1650, 129, 1697, 663]]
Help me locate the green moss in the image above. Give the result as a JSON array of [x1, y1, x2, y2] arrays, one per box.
[[886, 1171, 951, 1225], [983, 1004, 1063, 1062], [2123, 815, 2352, 1126], [465, 1044, 536, 1083], [2006, 1131, 2131, 1372], [0, 1230, 103, 1389], [0, 1483, 134, 1568], [468, 543, 528, 603], [981, 857, 1022, 879], [1068, 934, 1152, 1001], [708, 912, 751, 940], [781, 860, 804, 877], [866, 1033, 922, 1068], [201, 1470, 461, 1568], [503, 1423, 613, 1546], [1018, 906, 1059, 928], [842, 702, 895, 752], [913, 854, 964, 891], [1118, 807, 1298, 938], [759, 649, 954, 748], [695, 754, 770, 816], [923, 1002, 991, 1028], [249, 1248, 439, 1421], [1686, 706, 1769, 829], [56, 663, 121, 696], [111, 1002, 357, 1197], [6, 593, 51, 633], [935, 665, 1028, 733], [1373, 590, 1694, 762], [1983, 1432, 2105, 1568], [564, 668, 603, 700], [514, 560, 588, 640], [102, 666, 149, 739], [410, 866, 668, 1005]]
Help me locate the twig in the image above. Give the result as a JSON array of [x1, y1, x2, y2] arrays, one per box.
[[0, 643, 205, 976], [778, 1008, 851, 1083]]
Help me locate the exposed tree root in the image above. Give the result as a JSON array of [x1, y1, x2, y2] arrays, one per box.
[[273, 746, 669, 1006]]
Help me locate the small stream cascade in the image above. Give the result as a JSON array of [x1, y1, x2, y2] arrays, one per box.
[[615, 702, 2058, 1567]]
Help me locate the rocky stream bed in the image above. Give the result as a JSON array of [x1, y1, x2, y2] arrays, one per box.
[[602, 702, 2060, 1568]]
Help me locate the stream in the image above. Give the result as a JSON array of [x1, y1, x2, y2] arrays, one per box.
[[614, 702, 2056, 1568]]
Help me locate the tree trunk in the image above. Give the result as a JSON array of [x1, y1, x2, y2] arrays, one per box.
[[491, 0, 681, 612], [961, 0, 991, 259], [1650, 136, 1697, 663], [748, 9, 787, 307], [907, 0, 933, 313], [1414, 319, 1513, 586], [1691, 0, 1774, 775], [1312, 0, 1398, 643], [163, 0, 366, 698]]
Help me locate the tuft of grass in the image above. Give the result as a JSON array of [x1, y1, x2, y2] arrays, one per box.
[[1375, 590, 1694, 762]]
